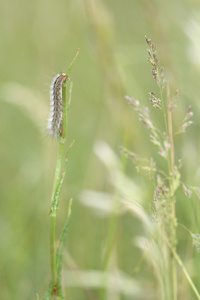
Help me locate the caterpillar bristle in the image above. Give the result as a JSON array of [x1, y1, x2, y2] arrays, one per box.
[[47, 73, 67, 137]]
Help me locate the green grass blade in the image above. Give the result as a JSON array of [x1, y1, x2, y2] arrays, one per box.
[[56, 199, 73, 297], [66, 49, 80, 77], [67, 81, 73, 112], [49, 170, 67, 216], [43, 282, 52, 300]]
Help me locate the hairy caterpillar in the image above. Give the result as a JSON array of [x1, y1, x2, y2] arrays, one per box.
[[47, 73, 67, 136]]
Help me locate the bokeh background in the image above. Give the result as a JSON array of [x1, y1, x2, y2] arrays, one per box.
[[1, 0, 200, 299]]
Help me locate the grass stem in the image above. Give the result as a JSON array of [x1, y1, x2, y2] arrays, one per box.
[[166, 237, 200, 300], [46, 51, 79, 299], [50, 215, 57, 287], [167, 82, 177, 300]]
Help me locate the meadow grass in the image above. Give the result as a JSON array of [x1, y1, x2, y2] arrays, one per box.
[[121, 37, 199, 300], [80, 36, 200, 300], [1, 1, 200, 300], [42, 51, 79, 300]]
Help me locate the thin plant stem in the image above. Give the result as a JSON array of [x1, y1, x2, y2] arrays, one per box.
[[49, 138, 65, 290], [159, 83, 171, 189], [49, 78, 68, 291], [102, 208, 118, 270], [49, 97, 67, 293], [62, 78, 68, 140], [99, 200, 119, 300], [51, 140, 65, 205], [50, 215, 57, 287], [47, 51, 79, 299], [160, 85, 168, 137], [167, 83, 174, 173], [166, 237, 200, 300], [167, 82, 177, 300], [158, 80, 175, 299]]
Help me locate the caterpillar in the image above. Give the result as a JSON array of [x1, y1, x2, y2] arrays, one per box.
[[47, 73, 67, 136]]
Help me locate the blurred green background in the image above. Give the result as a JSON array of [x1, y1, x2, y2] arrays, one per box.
[[1, 0, 200, 299]]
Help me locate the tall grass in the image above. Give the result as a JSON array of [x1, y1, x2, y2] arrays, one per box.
[[80, 36, 200, 300], [1, 1, 200, 300], [42, 51, 79, 300], [122, 36, 198, 300]]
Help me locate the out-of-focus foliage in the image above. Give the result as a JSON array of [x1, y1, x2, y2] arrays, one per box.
[[1, 0, 200, 299]]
